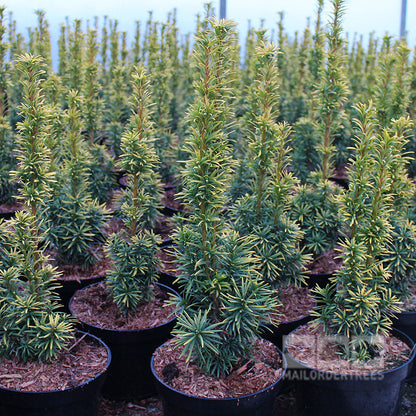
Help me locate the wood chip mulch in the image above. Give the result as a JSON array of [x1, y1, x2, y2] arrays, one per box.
[[152, 337, 284, 399], [0, 334, 109, 392], [273, 285, 314, 323], [161, 189, 190, 213], [70, 282, 177, 330], [402, 285, 416, 312], [45, 245, 111, 282], [0, 201, 23, 214], [285, 322, 412, 375], [153, 216, 174, 242], [156, 246, 180, 277], [305, 247, 343, 275]]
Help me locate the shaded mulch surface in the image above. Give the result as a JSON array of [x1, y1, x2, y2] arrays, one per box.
[[152, 338, 283, 399], [0, 334, 108, 392], [0, 201, 23, 214], [97, 383, 416, 415], [305, 246, 343, 275], [156, 246, 180, 277], [274, 285, 314, 323], [46, 245, 111, 281], [161, 189, 190, 213], [70, 282, 176, 331], [286, 322, 412, 375]]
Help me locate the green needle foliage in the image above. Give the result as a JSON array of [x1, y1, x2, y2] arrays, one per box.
[[232, 41, 310, 287], [290, 0, 346, 259], [172, 20, 277, 377], [0, 54, 74, 363], [316, 0, 350, 179], [43, 90, 109, 268], [381, 117, 416, 302], [148, 22, 175, 179], [312, 102, 402, 362], [0, 7, 17, 205], [290, 179, 342, 257], [106, 66, 161, 315]]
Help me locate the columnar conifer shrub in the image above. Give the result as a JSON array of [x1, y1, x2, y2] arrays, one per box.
[[172, 20, 277, 377], [313, 102, 402, 361], [0, 7, 17, 205], [232, 41, 310, 287], [290, 0, 346, 258], [147, 22, 175, 179], [105, 66, 161, 314], [43, 90, 109, 268], [0, 54, 74, 362], [380, 117, 416, 301]]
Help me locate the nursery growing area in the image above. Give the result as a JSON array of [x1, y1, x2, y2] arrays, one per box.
[[1, 0, 416, 415]]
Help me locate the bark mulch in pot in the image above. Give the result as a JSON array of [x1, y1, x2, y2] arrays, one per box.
[[285, 322, 412, 375], [0, 333, 108, 392], [0, 201, 23, 214], [305, 246, 343, 275], [156, 246, 180, 277], [70, 282, 176, 330], [152, 337, 283, 399], [274, 285, 315, 323], [45, 245, 111, 282]]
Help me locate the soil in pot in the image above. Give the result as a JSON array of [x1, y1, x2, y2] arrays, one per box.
[[161, 188, 190, 217], [156, 245, 181, 292], [329, 164, 349, 189], [69, 282, 178, 400], [0, 331, 111, 416], [46, 245, 110, 312], [262, 285, 315, 350], [303, 247, 343, 288], [151, 337, 286, 416], [0, 201, 24, 220], [284, 322, 415, 416]]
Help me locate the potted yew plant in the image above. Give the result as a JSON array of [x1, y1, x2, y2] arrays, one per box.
[[69, 66, 178, 400], [0, 7, 19, 219], [380, 116, 416, 383], [284, 102, 416, 416], [231, 40, 313, 349], [151, 19, 286, 416], [42, 89, 110, 310], [0, 53, 110, 416], [290, 0, 347, 286]]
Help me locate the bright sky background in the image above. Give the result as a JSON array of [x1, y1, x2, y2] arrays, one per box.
[[3, 0, 415, 57]]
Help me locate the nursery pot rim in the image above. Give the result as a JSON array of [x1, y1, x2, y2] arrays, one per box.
[[69, 282, 180, 334], [151, 337, 287, 401], [0, 330, 111, 395], [284, 326, 416, 378], [56, 273, 106, 283]]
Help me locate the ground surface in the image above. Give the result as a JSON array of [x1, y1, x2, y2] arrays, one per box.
[[98, 383, 416, 415]]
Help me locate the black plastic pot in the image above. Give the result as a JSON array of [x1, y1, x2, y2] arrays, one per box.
[[157, 270, 181, 294], [393, 310, 416, 383], [151, 340, 287, 416], [0, 331, 111, 416], [262, 313, 312, 351], [284, 327, 416, 416], [303, 271, 332, 289], [0, 210, 19, 220], [160, 202, 181, 217], [329, 176, 348, 189], [69, 282, 179, 401], [56, 274, 105, 314]]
